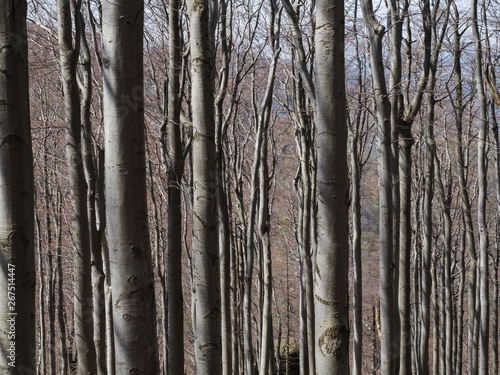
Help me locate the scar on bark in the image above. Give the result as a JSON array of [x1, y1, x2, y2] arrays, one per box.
[[315, 263, 321, 283], [199, 341, 219, 350], [314, 294, 335, 306], [318, 323, 349, 357], [203, 306, 220, 319]]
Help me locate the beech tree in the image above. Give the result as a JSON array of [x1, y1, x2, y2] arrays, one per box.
[[359, 1, 397, 371], [347, 8, 374, 372], [281, 0, 317, 371], [0, 0, 35, 372], [485, 10, 500, 375], [189, 0, 221, 372], [471, 0, 490, 373], [164, 0, 185, 371], [56, 0, 97, 372], [314, 0, 350, 373], [102, 0, 159, 373]]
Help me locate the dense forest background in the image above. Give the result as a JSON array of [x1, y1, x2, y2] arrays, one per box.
[[1, 0, 500, 374]]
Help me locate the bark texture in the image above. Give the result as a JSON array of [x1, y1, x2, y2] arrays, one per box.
[[471, 0, 490, 373], [314, 0, 350, 373], [190, 0, 221, 372], [102, 0, 159, 373], [56, 0, 97, 372], [78, 10, 106, 374], [0, 1, 35, 373], [164, 0, 185, 371], [359, 1, 396, 372]]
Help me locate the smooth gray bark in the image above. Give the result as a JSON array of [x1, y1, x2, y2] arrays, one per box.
[[36, 215, 46, 375], [56, 0, 97, 372], [164, 0, 185, 371], [257, 132, 273, 375], [41, 151, 54, 375], [387, 7, 402, 364], [455, 227, 465, 375], [449, 4, 478, 373], [78, 10, 106, 374], [421, 65, 436, 375], [349, 6, 370, 375], [189, 0, 221, 372], [214, 1, 231, 371], [314, 0, 349, 373], [431, 256, 438, 375], [359, 1, 396, 372], [283, 4, 316, 372], [292, 74, 315, 375], [434, 154, 453, 375], [350, 122, 363, 375], [257, 6, 279, 373], [243, 55, 269, 375], [148, 160, 168, 375], [471, 0, 490, 372], [487, 66, 500, 375], [96, 148, 115, 375], [102, 0, 159, 373], [55, 190, 69, 375], [0, 1, 35, 373]]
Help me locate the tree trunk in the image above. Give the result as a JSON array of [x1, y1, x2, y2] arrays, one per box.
[[102, 0, 159, 373], [78, 10, 107, 374], [243, 56, 268, 375], [164, 0, 185, 370], [398, 123, 413, 375], [493, 236, 499, 375], [214, 1, 232, 371], [456, 225, 466, 375], [491, 89, 500, 375], [431, 256, 439, 375], [292, 71, 315, 375], [46, 223, 55, 375], [359, 1, 395, 372], [412, 190, 421, 373], [449, 3, 479, 373], [349, 7, 369, 370], [231, 220, 240, 375], [257, 4, 279, 373], [96, 148, 115, 375], [471, 0, 490, 372], [148, 159, 168, 374], [485, 14, 500, 373], [351, 129, 363, 375], [258, 133, 273, 375], [56, 0, 97, 373], [435, 154, 453, 375], [439, 258, 446, 375], [0, 1, 35, 372], [55, 189, 69, 375], [189, 0, 221, 372], [421, 90, 435, 375], [387, 5, 403, 367], [314, 0, 349, 373], [36, 214, 46, 375], [42, 151, 54, 375], [229, 158, 241, 375]]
